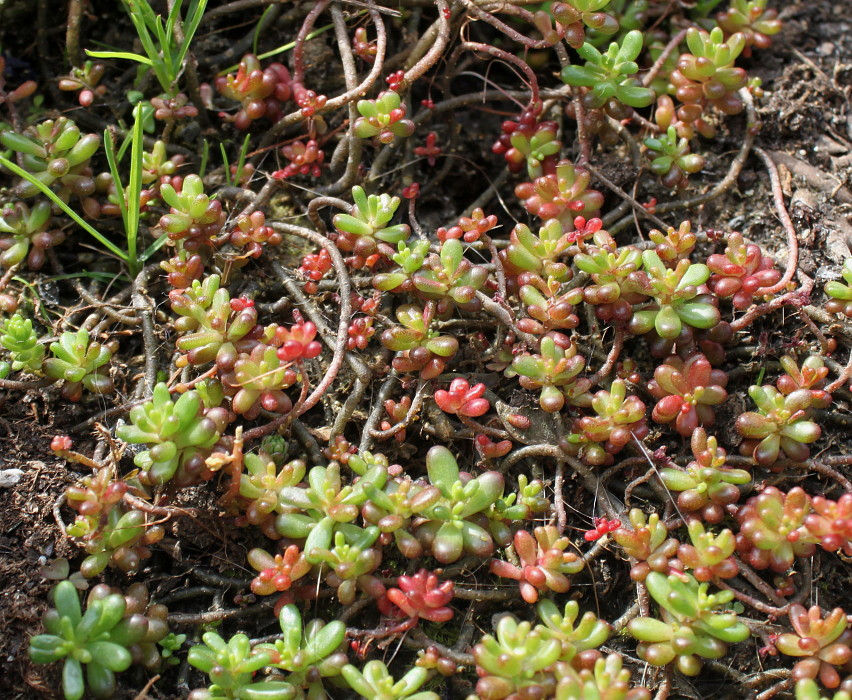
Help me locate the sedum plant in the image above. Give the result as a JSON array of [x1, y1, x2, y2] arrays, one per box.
[[735, 486, 817, 572], [825, 259, 852, 318], [379, 569, 455, 622], [342, 660, 439, 700], [627, 251, 720, 339], [707, 232, 781, 310], [381, 302, 459, 379], [644, 125, 705, 189], [0, 117, 99, 199], [514, 161, 604, 227], [648, 352, 727, 436], [628, 572, 750, 676], [28, 581, 147, 700], [43, 329, 117, 401], [612, 509, 680, 582], [511, 335, 591, 412], [255, 604, 348, 697], [717, 0, 782, 53], [187, 631, 294, 700], [659, 428, 751, 523], [353, 91, 416, 144], [333, 185, 411, 267], [555, 653, 650, 700], [776, 605, 852, 689], [157, 174, 224, 250], [116, 382, 225, 485], [560, 30, 655, 114], [412, 445, 506, 563], [735, 385, 822, 465], [472, 615, 561, 700], [0, 200, 65, 269], [0, 312, 45, 372], [489, 525, 584, 603]]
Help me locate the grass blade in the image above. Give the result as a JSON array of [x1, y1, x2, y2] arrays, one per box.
[[85, 49, 153, 65], [0, 155, 127, 262]]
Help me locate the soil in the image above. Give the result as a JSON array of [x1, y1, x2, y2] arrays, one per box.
[[1, 1, 852, 699]]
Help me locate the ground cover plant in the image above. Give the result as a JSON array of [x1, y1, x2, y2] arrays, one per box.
[[1, 0, 852, 698]]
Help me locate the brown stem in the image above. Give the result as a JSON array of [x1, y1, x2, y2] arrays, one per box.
[[751, 147, 799, 296]]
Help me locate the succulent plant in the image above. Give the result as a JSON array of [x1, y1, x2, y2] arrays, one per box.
[[543, 0, 619, 49], [707, 232, 781, 309], [568, 378, 648, 465], [536, 599, 610, 662], [0, 117, 99, 199], [735, 385, 822, 465], [612, 509, 680, 582], [795, 679, 852, 700], [412, 446, 505, 563], [776, 605, 852, 689], [255, 605, 348, 696], [648, 352, 727, 436], [627, 252, 721, 339], [29, 581, 142, 700], [804, 494, 852, 556], [628, 572, 750, 675], [555, 655, 651, 700], [310, 528, 386, 604], [472, 615, 562, 700], [511, 335, 591, 413], [379, 569, 455, 622], [65, 472, 163, 577], [676, 518, 738, 581], [0, 200, 65, 269], [560, 30, 655, 114], [575, 242, 645, 323], [735, 486, 817, 572], [502, 218, 575, 282], [214, 54, 291, 129], [644, 126, 705, 189], [157, 174, 225, 250], [659, 428, 751, 523], [490, 526, 584, 602], [187, 630, 293, 700], [717, 0, 782, 54], [669, 27, 748, 118], [777, 355, 832, 409], [825, 259, 852, 318], [43, 329, 117, 401], [514, 161, 605, 227], [353, 90, 416, 144], [0, 312, 45, 373], [333, 186, 411, 267], [649, 221, 697, 265], [381, 303, 459, 380], [500, 120, 561, 178], [116, 382, 225, 485], [434, 377, 490, 418], [221, 345, 296, 419], [412, 238, 489, 313], [518, 273, 583, 334], [237, 452, 307, 535], [247, 545, 312, 597]]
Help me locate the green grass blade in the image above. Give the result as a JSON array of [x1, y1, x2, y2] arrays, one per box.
[[175, 0, 208, 73], [199, 139, 210, 178], [220, 142, 232, 187], [86, 49, 153, 65], [140, 232, 170, 262], [125, 105, 145, 274], [103, 128, 129, 228], [234, 132, 251, 185], [0, 156, 128, 262]]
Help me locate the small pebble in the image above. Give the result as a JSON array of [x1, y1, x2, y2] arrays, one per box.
[[0, 469, 24, 487]]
